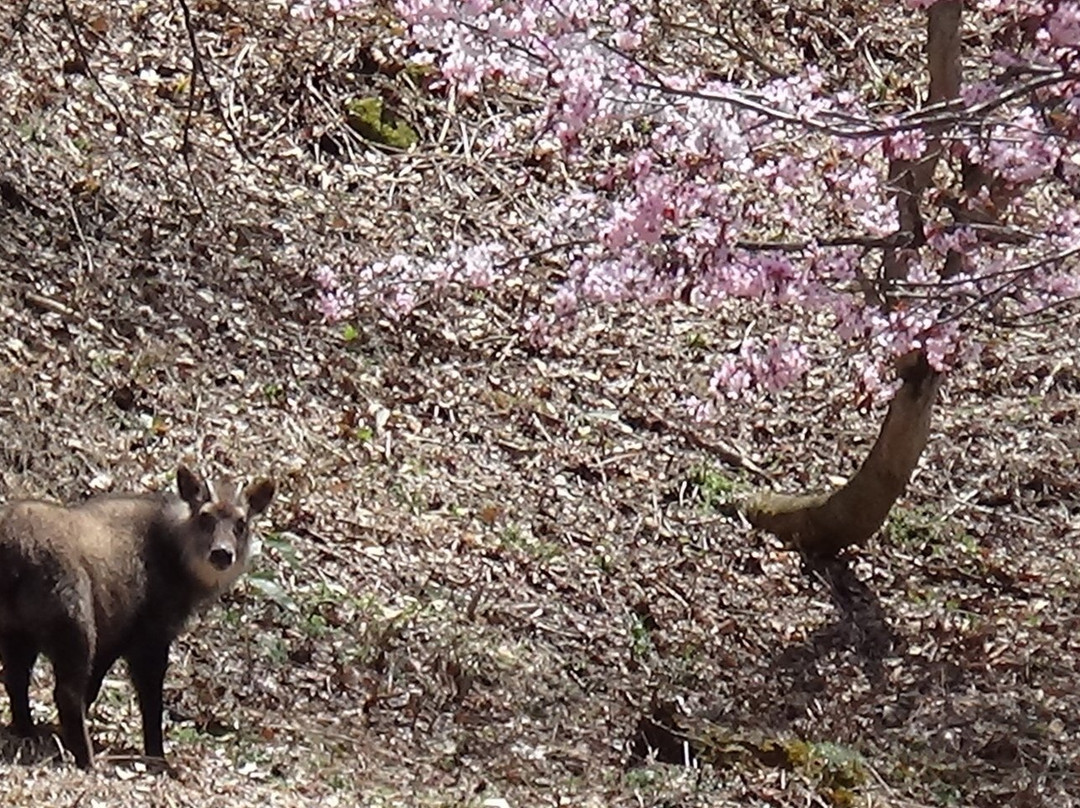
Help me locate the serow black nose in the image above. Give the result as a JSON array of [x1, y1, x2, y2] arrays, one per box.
[[209, 548, 234, 570]]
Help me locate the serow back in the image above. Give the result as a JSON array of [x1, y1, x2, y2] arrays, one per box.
[[0, 464, 275, 769]]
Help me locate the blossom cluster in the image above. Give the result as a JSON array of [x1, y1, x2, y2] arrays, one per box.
[[300, 0, 1080, 406]]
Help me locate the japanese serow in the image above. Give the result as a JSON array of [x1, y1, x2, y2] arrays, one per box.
[[0, 465, 275, 768]]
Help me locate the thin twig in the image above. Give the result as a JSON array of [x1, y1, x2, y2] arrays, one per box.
[[176, 0, 253, 165], [12, 0, 34, 32], [24, 291, 105, 332], [58, 0, 130, 137]]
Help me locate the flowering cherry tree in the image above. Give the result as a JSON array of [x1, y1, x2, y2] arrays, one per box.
[[305, 0, 1080, 555]]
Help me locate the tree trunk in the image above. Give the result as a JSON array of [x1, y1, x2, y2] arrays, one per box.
[[883, 0, 962, 288], [744, 352, 942, 557], [743, 4, 962, 557]]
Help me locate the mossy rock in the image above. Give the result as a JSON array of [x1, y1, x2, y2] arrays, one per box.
[[344, 97, 419, 150], [696, 729, 866, 804]]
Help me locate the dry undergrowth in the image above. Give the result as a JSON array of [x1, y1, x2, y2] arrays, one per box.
[[1, 1, 1079, 806]]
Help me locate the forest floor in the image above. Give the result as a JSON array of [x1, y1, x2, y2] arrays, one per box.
[[1, 1, 1079, 806]]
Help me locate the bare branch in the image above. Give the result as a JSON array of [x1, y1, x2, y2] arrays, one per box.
[[176, 0, 252, 166]]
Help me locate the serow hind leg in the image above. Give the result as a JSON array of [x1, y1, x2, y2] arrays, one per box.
[[0, 632, 39, 737], [49, 629, 95, 769]]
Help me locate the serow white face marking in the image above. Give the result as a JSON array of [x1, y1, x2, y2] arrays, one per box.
[[184, 504, 250, 592], [175, 468, 274, 594]]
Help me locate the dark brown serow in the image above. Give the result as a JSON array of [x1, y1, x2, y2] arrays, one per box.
[[0, 465, 275, 769]]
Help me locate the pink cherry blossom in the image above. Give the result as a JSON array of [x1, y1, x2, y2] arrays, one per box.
[[302, 0, 1080, 406]]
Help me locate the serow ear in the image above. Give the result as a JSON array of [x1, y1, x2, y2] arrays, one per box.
[[243, 478, 276, 516], [176, 465, 208, 509]]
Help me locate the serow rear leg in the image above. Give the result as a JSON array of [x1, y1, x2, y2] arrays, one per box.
[[53, 664, 94, 768], [49, 626, 95, 769], [0, 633, 39, 738]]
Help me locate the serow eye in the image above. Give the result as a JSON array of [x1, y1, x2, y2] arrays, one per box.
[[198, 512, 216, 531], [233, 518, 247, 538]]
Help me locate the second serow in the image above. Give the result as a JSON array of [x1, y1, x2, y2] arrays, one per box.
[[0, 465, 275, 769]]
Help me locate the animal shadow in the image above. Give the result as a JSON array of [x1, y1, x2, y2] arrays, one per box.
[[0, 722, 66, 766]]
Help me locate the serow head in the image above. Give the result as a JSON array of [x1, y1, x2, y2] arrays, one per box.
[[176, 465, 276, 591]]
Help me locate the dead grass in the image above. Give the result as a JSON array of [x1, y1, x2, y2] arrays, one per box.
[[1, 1, 1079, 806]]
